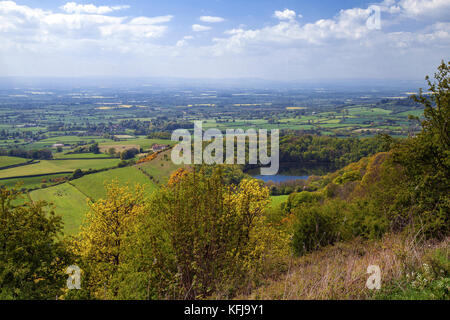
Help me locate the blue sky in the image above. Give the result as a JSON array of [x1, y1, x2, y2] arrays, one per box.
[[0, 0, 449, 80]]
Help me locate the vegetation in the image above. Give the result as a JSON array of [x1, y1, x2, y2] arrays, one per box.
[[0, 187, 71, 299], [0, 156, 28, 168], [29, 183, 90, 235], [71, 169, 288, 299], [0, 62, 448, 300], [278, 134, 393, 168]]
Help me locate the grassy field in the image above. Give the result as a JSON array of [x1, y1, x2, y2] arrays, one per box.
[[0, 156, 28, 168], [136, 149, 186, 185], [0, 159, 121, 179], [29, 183, 90, 235], [54, 153, 114, 159], [346, 107, 392, 116], [1, 173, 68, 190], [99, 137, 176, 152], [70, 166, 157, 200], [269, 195, 289, 210]]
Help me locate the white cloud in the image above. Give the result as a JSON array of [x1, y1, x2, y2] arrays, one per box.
[[215, 6, 375, 53], [176, 35, 194, 47], [399, 0, 450, 19], [61, 2, 129, 15], [0, 1, 448, 80], [129, 15, 174, 25], [192, 24, 211, 32], [273, 9, 297, 20], [0, 1, 172, 44], [199, 16, 225, 23]]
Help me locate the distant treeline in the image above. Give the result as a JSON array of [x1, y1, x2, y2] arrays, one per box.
[[0, 148, 53, 160], [279, 134, 395, 167]]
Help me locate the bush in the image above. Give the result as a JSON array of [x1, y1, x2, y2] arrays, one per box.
[[72, 169, 83, 179], [291, 201, 346, 256], [118, 168, 289, 299], [283, 191, 323, 214]]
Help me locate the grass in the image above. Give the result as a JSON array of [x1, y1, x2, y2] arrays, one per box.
[[39, 135, 111, 144], [54, 153, 114, 159], [239, 234, 449, 300], [136, 149, 186, 185], [0, 173, 69, 190], [0, 156, 28, 168], [99, 137, 176, 151], [265, 195, 289, 226], [0, 159, 121, 179], [29, 183, 90, 235], [269, 195, 289, 210], [70, 166, 157, 200], [347, 107, 392, 116]]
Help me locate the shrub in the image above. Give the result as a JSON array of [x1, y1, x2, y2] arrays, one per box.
[[291, 201, 346, 256], [119, 168, 289, 299]]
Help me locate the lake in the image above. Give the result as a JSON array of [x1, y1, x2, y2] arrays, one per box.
[[252, 174, 309, 183], [247, 163, 337, 183]]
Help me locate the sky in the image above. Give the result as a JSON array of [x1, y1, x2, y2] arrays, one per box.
[[0, 0, 449, 81]]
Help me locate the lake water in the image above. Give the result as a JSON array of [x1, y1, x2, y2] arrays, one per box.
[[247, 163, 337, 183], [252, 174, 309, 183]]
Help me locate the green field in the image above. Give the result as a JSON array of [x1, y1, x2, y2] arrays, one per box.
[[137, 150, 186, 185], [346, 107, 392, 116], [99, 137, 176, 151], [54, 153, 114, 159], [70, 166, 157, 200], [269, 195, 289, 210], [0, 173, 68, 190], [0, 159, 121, 179], [394, 109, 424, 117], [0, 156, 28, 168], [29, 183, 90, 235]]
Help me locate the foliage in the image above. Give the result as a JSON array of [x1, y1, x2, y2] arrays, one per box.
[[71, 181, 147, 299], [0, 148, 53, 160], [279, 134, 394, 167], [116, 168, 289, 299], [392, 60, 450, 239], [120, 148, 139, 160], [376, 248, 449, 300], [0, 186, 71, 299]]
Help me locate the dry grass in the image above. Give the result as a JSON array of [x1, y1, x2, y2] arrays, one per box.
[[240, 234, 449, 300]]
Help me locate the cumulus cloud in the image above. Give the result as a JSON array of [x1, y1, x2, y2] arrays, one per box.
[[399, 0, 450, 18], [0, 1, 172, 44], [61, 2, 129, 14], [273, 9, 297, 20], [199, 16, 225, 23], [215, 6, 376, 53], [192, 24, 211, 32], [176, 35, 194, 47], [0, 1, 448, 80], [129, 15, 174, 25]]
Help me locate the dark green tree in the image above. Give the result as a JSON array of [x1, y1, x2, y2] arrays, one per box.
[[393, 60, 450, 238]]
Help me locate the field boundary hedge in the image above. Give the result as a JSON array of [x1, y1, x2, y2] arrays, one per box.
[[0, 160, 38, 170], [0, 171, 73, 181], [50, 157, 117, 160]]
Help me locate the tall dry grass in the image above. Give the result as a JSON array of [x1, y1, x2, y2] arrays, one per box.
[[240, 234, 449, 300]]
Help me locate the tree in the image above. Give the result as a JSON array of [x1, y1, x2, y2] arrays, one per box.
[[120, 167, 289, 299], [72, 169, 83, 179], [73, 181, 146, 299], [120, 148, 139, 160], [88, 143, 100, 154], [392, 60, 450, 238], [0, 186, 71, 299]]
